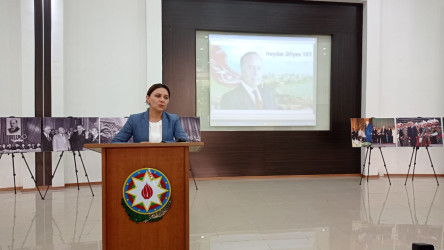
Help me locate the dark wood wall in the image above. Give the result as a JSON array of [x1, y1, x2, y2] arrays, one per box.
[[162, 0, 363, 177]]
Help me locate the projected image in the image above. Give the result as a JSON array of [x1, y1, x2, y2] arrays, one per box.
[[350, 118, 372, 148], [0, 117, 42, 153], [209, 34, 317, 126], [396, 117, 443, 147], [371, 118, 396, 147], [99, 117, 131, 143]]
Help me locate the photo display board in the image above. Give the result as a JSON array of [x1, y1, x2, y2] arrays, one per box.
[[42, 117, 99, 152], [351, 117, 443, 148]]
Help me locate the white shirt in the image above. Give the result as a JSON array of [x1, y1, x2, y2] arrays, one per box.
[[149, 120, 162, 143]]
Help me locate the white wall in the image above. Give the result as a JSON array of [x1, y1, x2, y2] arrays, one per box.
[[51, 0, 152, 186], [0, 0, 36, 189], [363, 0, 444, 175]]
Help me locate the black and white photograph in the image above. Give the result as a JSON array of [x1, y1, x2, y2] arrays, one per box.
[[350, 118, 372, 148], [43, 117, 99, 152], [0, 117, 4, 153], [99, 117, 130, 143], [370, 118, 396, 147], [0, 117, 42, 153], [43, 117, 70, 152], [396, 117, 443, 147], [180, 117, 201, 142], [5, 117, 22, 135]]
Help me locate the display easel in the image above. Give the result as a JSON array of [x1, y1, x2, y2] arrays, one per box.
[[189, 161, 198, 190], [360, 146, 392, 185], [0, 152, 44, 199], [43, 150, 95, 199], [404, 146, 439, 186]]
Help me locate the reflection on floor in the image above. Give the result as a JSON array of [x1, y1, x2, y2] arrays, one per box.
[[0, 177, 442, 250]]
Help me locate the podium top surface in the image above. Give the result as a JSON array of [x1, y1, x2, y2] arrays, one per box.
[[84, 142, 204, 153]]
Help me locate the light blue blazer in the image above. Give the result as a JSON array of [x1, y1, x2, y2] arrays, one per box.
[[111, 110, 189, 143]]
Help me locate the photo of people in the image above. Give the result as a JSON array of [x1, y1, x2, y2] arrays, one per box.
[[43, 117, 99, 152], [180, 117, 201, 142], [350, 118, 372, 147], [0, 117, 42, 153], [219, 51, 279, 110], [208, 34, 317, 126], [370, 118, 396, 147], [99, 117, 130, 143], [395, 117, 443, 147]]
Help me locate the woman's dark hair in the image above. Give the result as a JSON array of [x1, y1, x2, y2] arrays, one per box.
[[147, 83, 170, 97]]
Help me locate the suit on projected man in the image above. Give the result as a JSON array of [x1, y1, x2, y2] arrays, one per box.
[[220, 52, 278, 110]]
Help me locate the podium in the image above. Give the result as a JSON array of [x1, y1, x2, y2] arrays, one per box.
[[85, 142, 204, 250]]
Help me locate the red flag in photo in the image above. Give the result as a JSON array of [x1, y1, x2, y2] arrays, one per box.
[[210, 45, 241, 86]]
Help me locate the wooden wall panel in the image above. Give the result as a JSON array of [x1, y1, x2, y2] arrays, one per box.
[[164, 0, 363, 177], [34, 0, 52, 185]]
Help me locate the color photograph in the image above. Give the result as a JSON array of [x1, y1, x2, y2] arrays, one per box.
[[370, 118, 396, 147], [350, 118, 372, 147], [395, 117, 443, 147], [208, 34, 318, 127]]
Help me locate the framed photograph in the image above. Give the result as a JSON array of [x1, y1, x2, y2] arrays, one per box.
[[396, 117, 443, 147]]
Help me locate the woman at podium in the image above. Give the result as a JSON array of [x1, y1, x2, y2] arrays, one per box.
[[111, 84, 189, 143]]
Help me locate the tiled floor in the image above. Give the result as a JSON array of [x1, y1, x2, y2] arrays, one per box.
[[0, 176, 443, 250]]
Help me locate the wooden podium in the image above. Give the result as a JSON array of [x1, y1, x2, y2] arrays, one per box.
[[85, 142, 204, 250]]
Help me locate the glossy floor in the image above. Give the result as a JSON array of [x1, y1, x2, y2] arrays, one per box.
[[0, 176, 443, 250]]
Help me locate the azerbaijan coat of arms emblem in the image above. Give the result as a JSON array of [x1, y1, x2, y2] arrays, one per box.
[[122, 168, 172, 223]]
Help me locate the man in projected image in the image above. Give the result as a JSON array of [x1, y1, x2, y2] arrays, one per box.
[[220, 52, 277, 110]]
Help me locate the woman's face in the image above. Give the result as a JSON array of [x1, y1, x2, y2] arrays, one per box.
[[146, 87, 170, 112]]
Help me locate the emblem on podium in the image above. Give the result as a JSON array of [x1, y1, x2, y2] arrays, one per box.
[[122, 168, 172, 223]]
